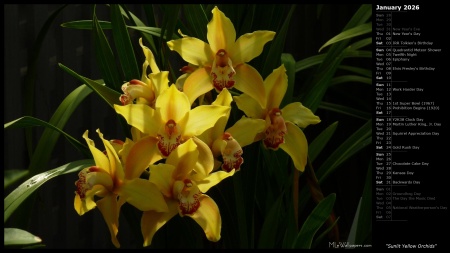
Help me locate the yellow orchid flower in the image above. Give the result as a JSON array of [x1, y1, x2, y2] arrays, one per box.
[[167, 6, 275, 107], [114, 84, 230, 158], [74, 129, 169, 248], [233, 64, 321, 172], [141, 138, 235, 247], [120, 38, 169, 107], [197, 88, 266, 171]]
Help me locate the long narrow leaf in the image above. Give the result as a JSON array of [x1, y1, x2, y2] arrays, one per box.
[[331, 75, 372, 86], [261, 5, 296, 78], [4, 170, 29, 189], [92, 5, 123, 90], [308, 121, 339, 163], [316, 119, 372, 184], [319, 22, 372, 52], [24, 4, 68, 159], [27, 84, 93, 176], [182, 4, 208, 41], [292, 193, 336, 249], [4, 228, 42, 246], [4, 159, 94, 223], [298, 4, 372, 113], [280, 53, 296, 108], [257, 191, 287, 248], [338, 65, 372, 78], [354, 160, 372, 245], [318, 102, 371, 120], [111, 4, 140, 81], [59, 63, 121, 108], [4, 116, 89, 158], [61, 20, 112, 29]]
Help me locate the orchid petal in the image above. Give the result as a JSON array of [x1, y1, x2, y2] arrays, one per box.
[[124, 136, 162, 180], [211, 138, 227, 159], [281, 102, 321, 128], [279, 122, 308, 172], [265, 65, 287, 110], [167, 138, 199, 180], [197, 169, 235, 193], [97, 129, 124, 181], [182, 68, 214, 105], [208, 6, 236, 53], [140, 37, 160, 73], [184, 105, 230, 137], [82, 130, 109, 173], [227, 117, 266, 147], [233, 64, 266, 108], [156, 85, 191, 123], [74, 186, 98, 215], [230, 30, 276, 65], [167, 37, 213, 66], [96, 194, 120, 248], [149, 163, 175, 198], [141, 200, 179, 247], [119, 178, 168, 212], [188, 195, 221, 242], [191, 137, 215, 180], [148, 71, 170, 97], [124, 83, 154, 104], [233, 93, 265, 119], [114, 104, 159, 136], [212, 87, 233, 107]]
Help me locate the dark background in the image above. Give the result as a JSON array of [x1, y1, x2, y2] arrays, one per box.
[[4, 4, 371, 248]]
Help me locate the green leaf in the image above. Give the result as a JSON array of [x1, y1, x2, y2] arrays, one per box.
[[319, 22, 372, 52], [295, 49, 371, 73], [316, 119, 372, 184], [331, 75, 372, 86], [298, 4, 372, 113], [280, 53, 296, 108], [308, 121, 339, 163], [61, 20, 112, 29], [257, 191, 287, 248], [4, 170, 29, 189], [338, 65, 372, 78], [92, 5, 123, 90], [261, 5, 296, 78], [4, 116, 89, 158], [4, 159, 94, 223], [128, 26, 180, 40], [111, 4, 140, 81], [182, 4, 208, 42], [318, 102, 371, 120], [59, 64, 121, 109], [292, 193, 336, 249], [4, 228, 42, 246], [349, 160, 372, 245], [24, 4, 68, 160], [346, 37, 372, 51], [27, 84, 93, 177]]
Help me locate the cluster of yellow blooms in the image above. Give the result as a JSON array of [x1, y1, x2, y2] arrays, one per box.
[[73, 6, 320, 248]]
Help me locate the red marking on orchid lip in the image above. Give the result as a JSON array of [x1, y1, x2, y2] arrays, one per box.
[[111, 139, 124, 145], [216, 49, 228, 67], [88, 166, 102, 172], [180, 65, 196, 74], [178, 179, 201, 215], [222, 132, 232, 140], [221, 133, 244, 172], [183, 178, 193, 186], [165, 119, 177, 136], [129, 79, 145, 85], [263, 108, 287, 150]]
